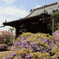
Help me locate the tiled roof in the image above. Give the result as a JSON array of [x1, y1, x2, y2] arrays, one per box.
[[25, 1, 59, 18], [3, 1, 59, 27]]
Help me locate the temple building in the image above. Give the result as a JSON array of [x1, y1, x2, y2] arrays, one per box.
[[3, 1, 59, 38]]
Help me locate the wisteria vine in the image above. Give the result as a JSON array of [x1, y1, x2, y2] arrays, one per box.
[[1, 30, 59, 59]]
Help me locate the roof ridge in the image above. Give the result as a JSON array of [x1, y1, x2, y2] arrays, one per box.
[[31, 1, 58, 11], [56, 1, 59, 10], [22, 1, 59, 19]]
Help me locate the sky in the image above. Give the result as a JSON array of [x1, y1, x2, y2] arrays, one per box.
[[0, 0, 59, 31]]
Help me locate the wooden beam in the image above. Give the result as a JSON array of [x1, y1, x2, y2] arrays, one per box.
[[15, 27, 20, 39], [39, 16, 52, 22], [52, 18, 54, 34]]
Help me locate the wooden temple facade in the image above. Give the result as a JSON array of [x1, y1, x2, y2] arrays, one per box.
[[3, 1, 59, 38]]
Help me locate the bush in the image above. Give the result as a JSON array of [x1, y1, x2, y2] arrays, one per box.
[[0, 31, 15, 45], [0, 44, 8, 51], [52, 11, 59, 31], [2, 31, 59, 59], [7, 41, 13, 46]]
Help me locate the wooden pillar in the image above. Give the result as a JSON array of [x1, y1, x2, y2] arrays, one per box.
[[52, 17, 54, 34], [15, 27, 20, 39]]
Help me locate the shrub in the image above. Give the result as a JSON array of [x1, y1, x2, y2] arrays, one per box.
[[52, 11, 59, 31], [0, 44, 8, 51], [2, 31, 59, 59], [0, 31, 15, 45]]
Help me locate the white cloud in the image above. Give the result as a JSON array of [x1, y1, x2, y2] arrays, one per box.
[[0, 16, 12, 31], [0, 6, 29, 31], [0, 26, 11, 31], [0, 16, 12, 25], [0, 7, 29, 20], [2, 0, 16, 4], [34, 5, 41, 8]]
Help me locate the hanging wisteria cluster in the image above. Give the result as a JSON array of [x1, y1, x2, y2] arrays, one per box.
[[1, 30, 59, 59]]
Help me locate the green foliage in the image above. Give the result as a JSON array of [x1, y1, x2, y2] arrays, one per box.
[[5, 40, 13, 46], [48, 11, 59, 31], [52, 11, 59, 31], [8, 27, 15, 34], [53, 11, 59, 20]]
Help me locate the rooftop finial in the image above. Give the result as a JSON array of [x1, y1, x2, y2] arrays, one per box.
[[5, 20, 7, 23], [43, 0, 47, 13]]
